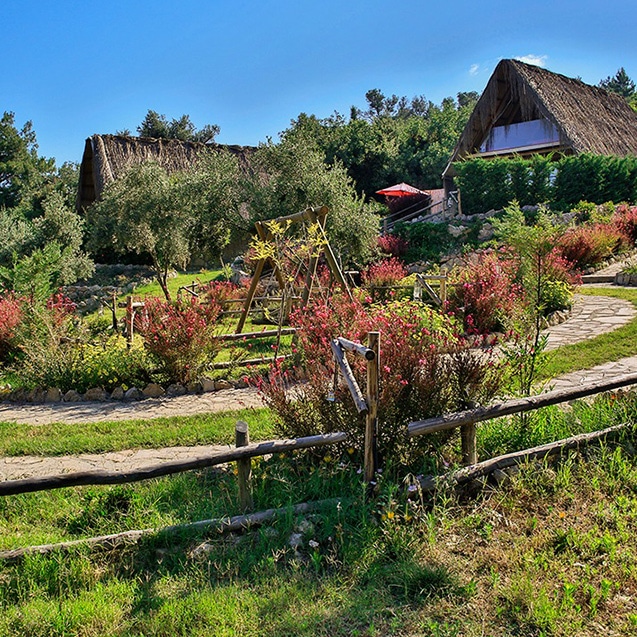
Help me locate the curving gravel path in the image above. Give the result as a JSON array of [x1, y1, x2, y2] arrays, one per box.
[[0, 386, 265, 427], [1, 292, 636, 481]]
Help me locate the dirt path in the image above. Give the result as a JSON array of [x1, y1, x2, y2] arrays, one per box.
[[0, 386, 265, 426]]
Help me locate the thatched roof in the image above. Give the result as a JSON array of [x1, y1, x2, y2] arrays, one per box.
[[443, 59, 637, 180], [77, 134, 256, 211]]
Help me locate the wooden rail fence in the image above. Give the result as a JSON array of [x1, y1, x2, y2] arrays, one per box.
[[408, 371, 637, 477], [0, 429, 347, 498]]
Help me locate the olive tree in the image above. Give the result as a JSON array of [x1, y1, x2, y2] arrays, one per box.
[[87, 152, 241, 298], [87, 162, 192, 299], [244, 135, 380, 267]]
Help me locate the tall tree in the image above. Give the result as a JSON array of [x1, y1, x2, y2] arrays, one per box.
[[599, 67, 636, 99], [0, 111, 55, 211], [87, 154, 240, 298], [136, 110, 220, 143], [245, 134, 380, 267], [87, 162, 193, 299]]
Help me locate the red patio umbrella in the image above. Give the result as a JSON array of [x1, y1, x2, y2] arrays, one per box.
[[375, 182, 427, 197]]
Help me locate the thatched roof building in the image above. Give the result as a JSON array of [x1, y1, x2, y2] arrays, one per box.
[[77, 134, 256, 211], [443, 59, 637, 188]]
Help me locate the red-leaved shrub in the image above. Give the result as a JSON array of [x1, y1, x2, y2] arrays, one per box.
[[362, 257, 408, 287], [378, 233, 408, 258], [135, 296, 222, 383], [0, 294, 23, 360], [448, 250, 525, 334], [362, 257, 408, 302], [259, 296, 504, 465], [556, 223, 628, 270], [613, 204, 637, 245], [46, 292, 77, 326], [543, 250, 582, 287]]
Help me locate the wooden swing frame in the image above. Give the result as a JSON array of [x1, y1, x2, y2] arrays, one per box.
[[235, 206, 352, 334]]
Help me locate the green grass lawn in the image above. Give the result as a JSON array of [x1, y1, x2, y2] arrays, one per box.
[[0, 408, 275, 457], [541, 286, 637, 380], [1, 437, 636, 636], [125, 269, 224, 301]]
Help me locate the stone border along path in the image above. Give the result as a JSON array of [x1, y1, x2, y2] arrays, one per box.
[[1, 291, 637, 482]]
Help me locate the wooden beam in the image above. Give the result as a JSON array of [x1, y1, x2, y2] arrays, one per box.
[[235, 421, 253, 511], [236, 257, 266, 334], [364, 332, 380, 483], [408, 372, 637, 438], [330, 340, 368, 414], [0, 499, 347, 562], [217, 328, 296, 342], [416, 423, 629, 493], [337, 337, 375, 361], [0, 433, 349, 497]]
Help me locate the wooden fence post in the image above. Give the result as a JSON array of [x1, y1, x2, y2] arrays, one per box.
[[126, 295, 134, 349], [111, 292, 118, 331], [365, 332, 380, 483], [461, 421, 477, 466], [413, 275, 422, 302], [235, 421, 254, 511]]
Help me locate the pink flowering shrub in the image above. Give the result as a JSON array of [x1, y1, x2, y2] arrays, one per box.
[[0, 293, 23, 360], [135, 296, 222, 383], [362, 257, 408, 288], [556, 223, 628, 271], [378, 233, 408, 258], [259, 296, 504, 464], [448, 250, 525, 334], [361, 257, 409, 302], [46, 292, 77, 326], [613, 204, 637, 245], [543, 250, 581, 287]]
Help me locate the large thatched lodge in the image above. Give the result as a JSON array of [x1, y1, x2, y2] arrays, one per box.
[[76, 134, 255, 212], [443, 59, 637, 191]]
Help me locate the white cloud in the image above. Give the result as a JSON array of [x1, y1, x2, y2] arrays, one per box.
[[514, 54, 548, 67], [469, 63, 480, 76]]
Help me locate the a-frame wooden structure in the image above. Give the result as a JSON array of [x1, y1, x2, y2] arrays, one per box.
[[235, 206, 352, 334]]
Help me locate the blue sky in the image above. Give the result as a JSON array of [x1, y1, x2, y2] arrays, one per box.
[[3, 0, 636, 166]]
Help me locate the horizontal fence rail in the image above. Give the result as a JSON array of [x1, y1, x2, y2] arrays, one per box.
[[408, 371, 637, 438], [216, 328, 296, 342], [0, 499, 347, 562], [415, 423, 629, 493], [0, 432, 348, 497]]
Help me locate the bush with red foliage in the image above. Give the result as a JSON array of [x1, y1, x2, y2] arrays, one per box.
[[259, 297, 503, 464], [543, 249, 582, 287], [45, 292, 77, 326], [378, 233, 408, 258], [448, 250, 525, 334], [361, 257, 408, 302], [613, 204, 637, 245], [135, 296, 222, 383], [0, 294, 23, 360], [201, 280, 245, 306], [556, 223, 628, 271], [362, 257, 408, 288]]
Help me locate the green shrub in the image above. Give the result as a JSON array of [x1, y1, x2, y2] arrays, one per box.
[[541, 279, 573, 313], [453, 154, 637, 214], [15, 328, 152, 393], [394, 222, 455, 262]]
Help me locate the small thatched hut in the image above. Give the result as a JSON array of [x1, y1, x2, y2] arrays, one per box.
[[443, 59, 637, 191], [77, 134, 256, 211]]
